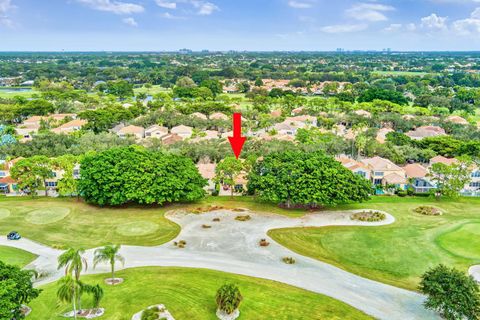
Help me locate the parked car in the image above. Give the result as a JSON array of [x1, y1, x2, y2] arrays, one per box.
[[7, 231, 21, 240]]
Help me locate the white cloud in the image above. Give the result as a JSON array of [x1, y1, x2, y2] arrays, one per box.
[[452, 8, 480, 35], [190, 1, 218, 15], [160, 12, 186, 19], [320, 23, 368, 33], [346, 3, 394, 22], [155, 0, 177, 9], [420, 13, 448, 30], [122, 17, 138, 26], [75, 0, 144, 15], [0, 0, 15, 28], [288, 1, 313, 9]]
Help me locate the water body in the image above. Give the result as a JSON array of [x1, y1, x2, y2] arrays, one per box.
[[0, 87, 33, 93]]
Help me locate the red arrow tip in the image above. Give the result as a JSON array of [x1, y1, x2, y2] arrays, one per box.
[[228, 136, 246, 159]]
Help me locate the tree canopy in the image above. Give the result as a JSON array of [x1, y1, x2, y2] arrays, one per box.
[[247, 151, 371, 208], [0, 261, 41, 320], [419, 264, 480, 320], [78, 146, 206, 206]]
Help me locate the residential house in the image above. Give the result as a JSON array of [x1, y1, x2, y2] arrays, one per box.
[[361, 156, 407, 191], [51, 119, 87, 134], [430, 155, 458, 166], [193, 130, 219, 142], [285, 115, 318, 128], [196, 163, 216, 192], [191, 112, 208, 120], [171, 125, 193, 139], [161, 133, 183, 145], [209, 112, 228, 121], [0, 158, 23, 194], [446, 115, 468, 125], [406, 126, 446, 140], [145, 125, 168, 139], [117, 125, 145, 139], [354, 110, 372, 118], [403, 163, 435, 193], [270, 110, 282, 118], [336, 156, 371, 180], [273, 122, 297, 136], [376, 128, 394, 144], [15, 123, 40, 142]]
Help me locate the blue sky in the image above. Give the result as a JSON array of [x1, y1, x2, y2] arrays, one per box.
[[1, 0, 480, 51]]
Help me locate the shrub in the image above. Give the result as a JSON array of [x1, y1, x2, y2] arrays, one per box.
[[235, 215, 251, 222], [351, 211, 386, 222], [216, 284, 243, 315], [173, 240, 187, 248], [414, 206, 441, 216], [397, 190, 407, 197], [259, 239, 270, 247], [282, 257, 296, 264], [212, 218, 221, 222], [141, 307, 159, 320], [202, 224, 212, 229]]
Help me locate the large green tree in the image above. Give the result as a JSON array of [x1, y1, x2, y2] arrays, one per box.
[[419, 264, 480, 320], [78, 146, 206, 206], [247, 151, 371, 208], [0, 261, 41, 320]]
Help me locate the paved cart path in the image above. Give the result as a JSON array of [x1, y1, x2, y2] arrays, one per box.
[[0, 209, 439, 320]]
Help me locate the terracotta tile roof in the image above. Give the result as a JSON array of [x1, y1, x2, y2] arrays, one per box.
[[430, 156, 458, 166], [403, 163, 428, 178], [196, 163, 216, 180]]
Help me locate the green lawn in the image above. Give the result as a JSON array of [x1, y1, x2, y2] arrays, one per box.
[[0, 245, 37, 267], [29, 267, 372, 320], [133, 85, 170, 96], [0, 197, 180, 249], [0, 88, 39, 98], [0, 197, 308, 249], [269, 196, 480, 291]]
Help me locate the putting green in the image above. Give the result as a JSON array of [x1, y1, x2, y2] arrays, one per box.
[[25, 207, 71, 225], [116, 221, 159, 236], [437, 223, 480, 260], [0, 208, 10, 219]]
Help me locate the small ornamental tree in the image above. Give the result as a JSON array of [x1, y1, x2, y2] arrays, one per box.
[[214, 157, 244, 197], [419, 264, 480, 320], [216, 284, 243, 315], [0, 261, 41, 319], [247, 151, 371, 208], [429, 160, 472, 199], [78, 146, 206, 206]]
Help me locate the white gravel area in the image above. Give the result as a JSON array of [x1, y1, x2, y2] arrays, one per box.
[[0, 208, 440, 320]]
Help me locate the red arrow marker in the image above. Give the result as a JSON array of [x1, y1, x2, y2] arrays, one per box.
[[228, 113, 246, 159]]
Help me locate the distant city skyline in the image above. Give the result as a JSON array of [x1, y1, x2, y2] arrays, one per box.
[[1, 0, 480, 51]]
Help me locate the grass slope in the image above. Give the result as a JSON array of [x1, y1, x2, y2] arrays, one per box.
[[269, 197, 480, 290], [29, 267, 372, 320], [0, 245, 37, 267]]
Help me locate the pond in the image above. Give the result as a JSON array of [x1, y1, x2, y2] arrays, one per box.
[[0, 87, 33, 93]]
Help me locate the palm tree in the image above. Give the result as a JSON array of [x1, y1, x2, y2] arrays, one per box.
[[58, 248, 88, 310], [57, 276, 81, 320], [58, 248, 88, 281], [82, 283, 104, 312], [93, 245, 125, 285]]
